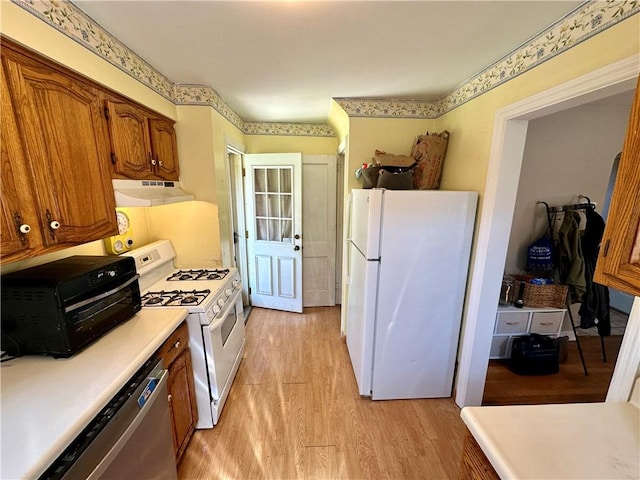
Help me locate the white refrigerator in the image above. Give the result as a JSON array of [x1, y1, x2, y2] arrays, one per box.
[[345, 188, 477, 400]]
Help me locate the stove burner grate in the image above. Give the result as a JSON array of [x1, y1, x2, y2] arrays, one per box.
[[166, 269, 230, 281], [141, 289, 211, 307]]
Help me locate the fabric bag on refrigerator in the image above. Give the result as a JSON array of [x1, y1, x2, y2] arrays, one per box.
[[411, 130, 449, 190]]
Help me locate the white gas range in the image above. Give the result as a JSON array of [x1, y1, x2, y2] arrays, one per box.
[[125, 240, 245, 428]]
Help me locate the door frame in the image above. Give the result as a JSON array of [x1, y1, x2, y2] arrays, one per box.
[[455, 55, 640, 407], [226, 142, 250, 306]]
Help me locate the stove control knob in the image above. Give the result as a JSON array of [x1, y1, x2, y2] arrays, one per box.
[[232, 280, 240, 288], [213, 305, 221, 314], [217, 298, 225, 307], [224, 288, 232, 297]]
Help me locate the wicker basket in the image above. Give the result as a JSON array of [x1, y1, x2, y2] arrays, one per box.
[[522, 283, 568, 308]]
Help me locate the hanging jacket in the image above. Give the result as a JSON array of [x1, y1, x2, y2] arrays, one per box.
[[556, 211, 585, 303], [578, 208, 611, 334]]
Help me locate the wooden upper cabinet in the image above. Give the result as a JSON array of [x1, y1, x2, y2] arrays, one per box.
[[594, 76, 640, 296], [105, 99, 180, 181], [105, 99, 153, 179], [1, 40, 118, 264], [149, 117, 180, 180], [1, 62, 42, 261]]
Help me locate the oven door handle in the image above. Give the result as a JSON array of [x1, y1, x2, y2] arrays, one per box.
[[207, 290, 241, 332], [64, 275, 140, 313]]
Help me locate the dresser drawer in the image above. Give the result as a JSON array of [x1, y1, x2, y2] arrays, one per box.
[[530, 311, 564, 334], [495, 311, 529, 334], [158, 321, 189, 367]]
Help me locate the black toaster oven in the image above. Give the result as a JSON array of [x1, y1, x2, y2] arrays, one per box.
[[1, 255, 141, 358]]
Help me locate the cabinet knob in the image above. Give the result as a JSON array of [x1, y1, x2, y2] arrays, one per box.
[[294, 245, 300, 251], [19, 224, 31, 234], [174, 341, 180, 349], [158, 159, 164, 167], [50, 221, 60, 230], [150, 158, 157, 166], [168, 394, 172, 403]]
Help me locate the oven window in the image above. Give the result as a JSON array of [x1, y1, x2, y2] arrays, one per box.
[[220, 310, 237, 346]]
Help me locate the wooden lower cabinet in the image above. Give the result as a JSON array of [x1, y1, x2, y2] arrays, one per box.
[[157, 322, 198, 463], [458, 431, 500, 480]]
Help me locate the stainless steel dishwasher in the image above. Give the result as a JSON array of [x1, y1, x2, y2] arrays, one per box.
[[40, 357, 177, 480]]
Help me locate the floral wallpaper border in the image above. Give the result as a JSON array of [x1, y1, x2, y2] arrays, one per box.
[[338, 0, 639, 118], [11, 0, 639, 129]]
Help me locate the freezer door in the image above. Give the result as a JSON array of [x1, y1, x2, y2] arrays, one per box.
[[345, 242, 379, 396], [350, 189, 383, 259], [371, 190, 477, 400]]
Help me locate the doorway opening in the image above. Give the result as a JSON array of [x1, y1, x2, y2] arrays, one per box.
[[225, 148, 344, 314], [455, 56, 640, 408]]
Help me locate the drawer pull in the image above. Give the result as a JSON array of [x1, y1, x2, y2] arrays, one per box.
[[505, 321, 520, 325], [539, 321, 554, 326]]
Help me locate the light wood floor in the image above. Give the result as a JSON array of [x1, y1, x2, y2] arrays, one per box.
[[482, 334, 623, 405], [178, 306, 466, 480]]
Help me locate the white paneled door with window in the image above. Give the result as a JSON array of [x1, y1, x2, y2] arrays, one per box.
[[244, 153, 303, 313]]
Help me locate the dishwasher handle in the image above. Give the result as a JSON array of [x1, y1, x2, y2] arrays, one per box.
[[86, 368, 170, 480]]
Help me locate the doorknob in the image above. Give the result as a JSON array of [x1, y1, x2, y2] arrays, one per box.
[[294, 245, 300, 251]]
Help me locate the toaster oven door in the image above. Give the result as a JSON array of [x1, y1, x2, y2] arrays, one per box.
[[61, 275, 142, 355]]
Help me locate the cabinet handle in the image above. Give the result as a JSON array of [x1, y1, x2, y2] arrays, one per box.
[[174, 341, 180, 350], [13, 213, 30, 243], [505, 321, 520, 325], [45, 209, 59, 238], [539, 321, 554, 326]]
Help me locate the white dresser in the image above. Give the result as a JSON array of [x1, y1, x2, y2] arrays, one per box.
[[490, 306, 566, 359]]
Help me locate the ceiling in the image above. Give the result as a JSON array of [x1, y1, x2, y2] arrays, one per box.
[[75, 1, 584, 124]]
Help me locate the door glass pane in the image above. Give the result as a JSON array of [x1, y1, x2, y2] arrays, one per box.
[[280, 169, 292, 194], [267, 194, 280, 218], [256, 218, 268, 241], [254, 168, 266, 192], [255, 194, 267, 217], [281, 196, 292, 218], [281, 220, 292, 243], [268, 219, 280, 241], [267, 169, 279, 193]]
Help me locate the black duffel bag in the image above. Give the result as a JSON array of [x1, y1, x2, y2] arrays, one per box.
[[509, 334, 559, 375]]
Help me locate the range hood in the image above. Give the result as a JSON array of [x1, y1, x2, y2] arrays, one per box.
[[112, 179, 194, 207]]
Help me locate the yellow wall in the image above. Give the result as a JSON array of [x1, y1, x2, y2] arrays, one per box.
[[328, 99, 350, 146], [346, 117, 436, 191], [0, 2, 175, 119], [435, 16, 640, 197], [244, 135, 338, 154]]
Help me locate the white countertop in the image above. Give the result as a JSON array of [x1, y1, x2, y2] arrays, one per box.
[[461, 401, 640, 479], [0, 308, 188, 479]]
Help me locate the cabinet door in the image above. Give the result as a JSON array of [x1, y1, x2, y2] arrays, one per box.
[[594, 77, 640, 296], [149, 118, 180, 181], [167, 349, 198, 461], [3, 51, 117, 246], [0, 62, 42, 262], [105, 100, 155, 179]]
